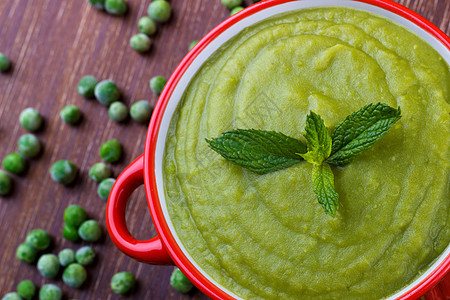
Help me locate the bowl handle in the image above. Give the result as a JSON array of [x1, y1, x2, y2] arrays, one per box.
[[106, 154, 173, 265]]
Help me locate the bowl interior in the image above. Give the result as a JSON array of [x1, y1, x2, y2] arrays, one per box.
[[150, 0, 450, 298]]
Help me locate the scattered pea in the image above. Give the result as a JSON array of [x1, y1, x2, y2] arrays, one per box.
[[19, 108, 43, 132], [97, 178, 115, 201], [94, 80, 120, 106], [63, 224, 80, 242], [0, 170, 12, 195], [2, 153, 26, 175], [170, 268, 194, 293], [221, 0, 242, 9], [75, 246, 96, 266], [25, 229, 51, 250], [138, 16, 157, 35], [230, 6, 244, 16], [18, 134, 41, 158], [100, 139, 122, 163], [17, 280, 36, 300], [1, 293, 21, 300], [0, 52, 11, 73], [88, 163, 111, 183], [188, 40, 199, 51], [64, 204, 87, 227], [111, 271, 136, 294], [87, 0, 105, 10], [130, 33, 152, 53], [58, 248, 75, 267], [148, 0, 171, 23], [39, 284, 62, 300], [77, 75, 98, 98], [149, 75, 166, 95], [78, 220, 101, 242], [16, 243, 37, 263], [105, 0, 127, 15], [50, 160, 78, 185], [60, 105, 82, 124], [37, 254, 60, 279], [130, 100, 152, 123], [63, 263, 87, 288], [108, 101, 128, 122]]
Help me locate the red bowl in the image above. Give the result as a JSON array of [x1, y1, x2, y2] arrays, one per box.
[[106, 1, 450, 299]]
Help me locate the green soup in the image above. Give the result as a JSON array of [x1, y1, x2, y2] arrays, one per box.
[[163, 7, 450, 299]]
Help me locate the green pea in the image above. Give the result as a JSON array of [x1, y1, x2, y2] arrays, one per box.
[[221, 0, 242, 9], [17, 280, 36, 300], [0, 170, 12, 195], [111, 271, 136, 294], [2, 153, 26, 175], [63, 263, 87, 288], [25, 229, 51, 250], [87, 0, 105, 10], [78, 220, 101, 242], [148, 0, 171, 23], [130, 100, 152, 123], [0, 52, 11, 73], [58, 248, 75, 267], [94, 80, 120, 106], [138, 16, 157, 35], [98, 178, 115, 201], [16, 243, 37, 263], [188, 40, 199, 51], [37, 254, 60, 279], [18, 133, 41, 158], [230, 6, 244, 16], [105, 0, 127, 15], [60, 105, 82, 124], [130, 34, 152, 53], [39, 284, 62, 300], [149, 75, 166, 95], [50, 160, 78, 185], [108, 101, 128, 122], [64, 204, 87, 227], [100, 139, 122, 163], [19, 108, 43, 132], [170, 268, 194, 293], [77, 75, 98, 98], [2, 293, 21, 300], [63, 223, 80, 242], [75, 246, 96, 266], [89, 162, 112, 183]]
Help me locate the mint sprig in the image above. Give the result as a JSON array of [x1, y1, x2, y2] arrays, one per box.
[[206, 103, 401, 215]]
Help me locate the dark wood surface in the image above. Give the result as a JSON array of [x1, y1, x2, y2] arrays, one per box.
[[0, 0, 449, 299]]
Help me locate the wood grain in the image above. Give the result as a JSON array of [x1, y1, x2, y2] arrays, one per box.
[[0, 0, 448, 299]]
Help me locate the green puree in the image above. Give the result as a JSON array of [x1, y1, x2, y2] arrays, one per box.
[[163, 7, 450, 299]]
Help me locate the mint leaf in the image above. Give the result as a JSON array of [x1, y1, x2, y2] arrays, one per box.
[[299, 111, 332, 165], [311, 163, 338, 216], [206, 129, 307, 174], [326, 103, 401, 166]]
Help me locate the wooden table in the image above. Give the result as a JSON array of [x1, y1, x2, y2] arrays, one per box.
[[0, 0, 448, 299]]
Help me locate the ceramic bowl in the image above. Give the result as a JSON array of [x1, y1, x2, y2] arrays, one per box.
[[106, 1, 450, 299]]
